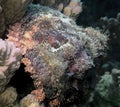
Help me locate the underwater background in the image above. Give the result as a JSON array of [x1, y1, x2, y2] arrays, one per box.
[[0, 0, 120, 107]]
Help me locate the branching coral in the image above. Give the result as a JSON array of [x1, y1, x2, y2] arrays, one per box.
[[0, 39, 21, 93], [7, 4, 107, 104]]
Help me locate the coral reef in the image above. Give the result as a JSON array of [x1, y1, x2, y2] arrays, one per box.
[[0, 0, 32, 37], [63, 0, 82, 19], [0, 87, 17, 107], [100, 13, 120, 60], [0, 1, 119, 106], [100, 13, 120, 38], [86, 69, 120, 107], [33, 0, 82, 20], [0, 39, 21, 93], [7, 4, 107, 105], [20, 94, 41, 107]]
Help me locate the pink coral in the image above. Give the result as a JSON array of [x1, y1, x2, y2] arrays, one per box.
[[64, 0, 82, 19], [0, 39, 21, 93], [35, 0, 82, 20]]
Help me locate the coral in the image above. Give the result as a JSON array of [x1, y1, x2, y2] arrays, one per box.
[[0, 0, 32, 37], [0, 87, 17, 107], [33, 0, 82, 20], [0, 39, 21, 93], [3, 0, 32, 24], [64, 0, 82, 19], [112, 68, 120, 88], [7, 4, 107, 104], [100, 13, 120, 60], [0, 9, 5, 36], [83, 27, 107, 58], [95, 72, 113, 99], [0, 5, 2, 13], [31, 88, 45, 102], [87, 69, 120, 107], [100, 13, 120, 36], [20, 94, 42, 107], [49, 98, 60, 107]]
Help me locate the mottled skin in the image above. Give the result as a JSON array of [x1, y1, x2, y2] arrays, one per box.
[[7, 4, 107, 104]]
